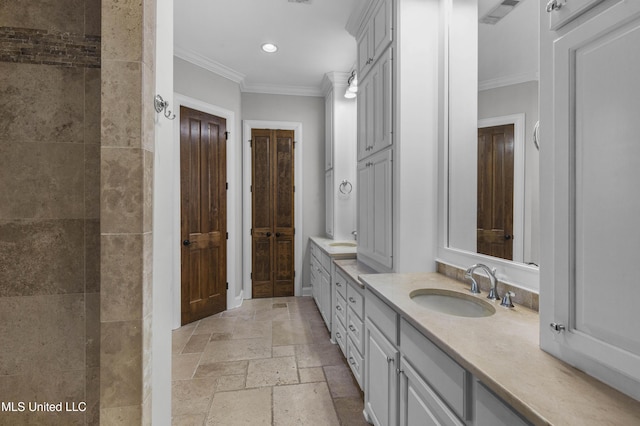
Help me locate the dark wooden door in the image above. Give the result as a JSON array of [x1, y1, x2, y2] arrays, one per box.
[[180, 106, 227, 325], [251, 128, 295, 298], [477, 124, 514, 260]]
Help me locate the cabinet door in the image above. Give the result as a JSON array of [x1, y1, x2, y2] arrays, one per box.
[[319, 268, 331, 328], [540, 1, 640, 398], [357, 75, 373, 161], [325, 90, 333, 170], [474, 380, 530, 426], [371, 48, 393, 155], [325, 169, 334, 238], [399, 358, 464, 426], [365, 319, 399, 426], [372, 0, 393, 61], [358, 24, 373, 78], [358, 149, 393, 269]]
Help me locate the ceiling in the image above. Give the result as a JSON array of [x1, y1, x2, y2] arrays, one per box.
[[174, 0, 370, 96]]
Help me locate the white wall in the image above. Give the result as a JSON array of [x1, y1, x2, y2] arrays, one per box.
[[152, 0, 173, 423], [173, 57, 244, 312], [241, 93, 325, 295]]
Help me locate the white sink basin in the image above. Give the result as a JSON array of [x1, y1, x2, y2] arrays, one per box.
[[410, 289, 495, 318], [329, 242, 357, 247]]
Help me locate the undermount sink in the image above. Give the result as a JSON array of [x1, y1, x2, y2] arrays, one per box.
[[410, 289, 496, 318], [329, 242, 357, 247]]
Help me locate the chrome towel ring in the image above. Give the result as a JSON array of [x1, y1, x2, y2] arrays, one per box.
[[339, 180, 353, 195]]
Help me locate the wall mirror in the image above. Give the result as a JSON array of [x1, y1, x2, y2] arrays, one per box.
[[446, 0, 540, 276]]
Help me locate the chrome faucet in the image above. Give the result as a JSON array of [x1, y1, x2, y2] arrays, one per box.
[[465, 264, 500, 301]]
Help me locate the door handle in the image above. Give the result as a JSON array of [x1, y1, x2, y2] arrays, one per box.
[[183, 240, 192, 246], [276, 232, 282, 237], [504, 234, 512, 240], [266, 232, 272, 237]]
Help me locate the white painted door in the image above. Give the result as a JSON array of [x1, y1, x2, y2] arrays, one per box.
[[365, 319, 399, 426], [540, 0, 640, 399]]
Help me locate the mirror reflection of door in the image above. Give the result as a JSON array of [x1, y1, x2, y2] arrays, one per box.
[[251, 128, 295, 298], [477, 124, 514, 260]]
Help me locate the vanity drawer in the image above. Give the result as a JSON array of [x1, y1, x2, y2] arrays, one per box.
[[400, 318, 467, 421], [347, 336, 364, 389], [365, 288, 398, 345], [346, 282, 364, 320], [335, 293, 347, 328], [310, 241, 320, 261], [347, 305, 365, 354], [335, 319, 347, 356], [335, 270, 347, 299]]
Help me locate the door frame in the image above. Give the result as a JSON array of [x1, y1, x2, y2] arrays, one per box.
[[171, 93, 239, 329], [243, 120, 303, 299], [477, 113, 525, 263]]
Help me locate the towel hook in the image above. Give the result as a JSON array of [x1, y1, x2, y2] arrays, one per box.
[[339, 180, 353, 195], [154, 94, 175, 120]]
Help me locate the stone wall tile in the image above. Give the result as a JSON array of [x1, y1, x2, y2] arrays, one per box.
[[101, 0, 142, 62], [101, 234, 143, 322], [101, 61, 142, 148], [101, 147, 143, 233]]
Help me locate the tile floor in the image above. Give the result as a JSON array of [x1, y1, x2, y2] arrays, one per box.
[[172, 296, 370, 425]]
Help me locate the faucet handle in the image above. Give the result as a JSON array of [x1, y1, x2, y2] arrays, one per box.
[[464, 272, 481, 294], [500, 291, 515, 308]]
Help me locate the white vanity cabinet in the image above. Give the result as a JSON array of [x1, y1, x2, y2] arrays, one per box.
[[309, 241, 332, 329], [540, 0, 640, 400], [325, 169, 334, 238], [364, 289, 399, 426], [473, 380, 529, 426], [357, 149, 393, 270], [357, 0, 393, 80], [357, 48, 393, 162]]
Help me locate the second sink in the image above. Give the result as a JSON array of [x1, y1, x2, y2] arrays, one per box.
[[410, 289, 496, 318]]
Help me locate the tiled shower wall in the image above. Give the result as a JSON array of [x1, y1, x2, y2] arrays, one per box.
[[0, 1, 101, 425]]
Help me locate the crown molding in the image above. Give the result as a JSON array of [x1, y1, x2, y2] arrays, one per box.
[[478, 70, 539, 91], [174, 46, 246, 83], [240, 81, 324, 97]]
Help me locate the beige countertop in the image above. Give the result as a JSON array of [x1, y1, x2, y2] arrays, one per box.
[[309, 236, 357, 259], [359, 272, 640, 426], [334, 259, 376, 289]]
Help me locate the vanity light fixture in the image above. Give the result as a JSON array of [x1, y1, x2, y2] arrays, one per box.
[[344, 70, 358, 99], [261, 43, 278, 53]]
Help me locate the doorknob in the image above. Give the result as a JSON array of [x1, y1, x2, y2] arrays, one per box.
[[504, 234, 512, 240], [183, 240, 192, 246], [276, 232, 282, 237], [266, 232, 272, 237]]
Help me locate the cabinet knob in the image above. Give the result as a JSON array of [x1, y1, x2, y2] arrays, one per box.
[[349, 325, 357, 332], [349, 357, 356, 366], [546, 0, 562, 12], [386, 356, 394, 364], [349, 296, 357, 304], [550, 322, 566, 333]]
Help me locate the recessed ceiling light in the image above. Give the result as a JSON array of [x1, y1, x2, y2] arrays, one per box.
[[261, 43, 278, 53]]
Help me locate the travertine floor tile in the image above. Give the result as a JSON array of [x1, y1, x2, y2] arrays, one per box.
[[333, 397, 369, 426], [295, 342, 344, 368], [273, 382, 340, 426], [245, 356, 299, 388], [172, 413, 206, 426], [299, 367, 325, 383], [324, 364, 361, 398], [272, 345, 295, 358], [182, 333, 211, 354], [193, 317, 236, 335], [172, 353, 202, 381], [200, 338, 272, 363], [193, 360, 248, 379], [172, 329, 193, 354], [207, 388, 272, 425], [172, 377, 217, 416], [272, 320, 314, 346], [216, 374, 245, 392], [231, 320, 272, 340]]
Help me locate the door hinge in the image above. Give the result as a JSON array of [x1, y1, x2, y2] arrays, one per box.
[[250, 228, 253, 236], [293, 185, 295, 192], [225, 131, 230, 140], [226, 232, 229, 240], [294, 228, 296, 235], [226, 182, 228, 190], [250, 185, 252, 192], [226, 282, 229, 290], [250, 272, 253, 279], [294, 270, 296, 277], [249, 139, 252, 148]]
